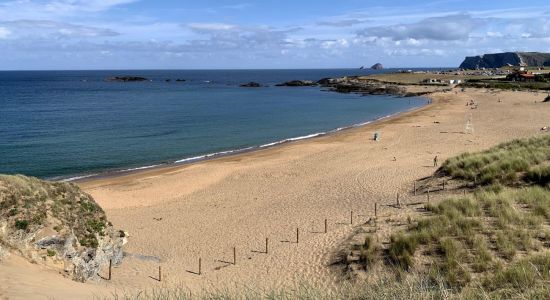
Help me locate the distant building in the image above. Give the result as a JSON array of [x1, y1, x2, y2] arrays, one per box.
[[506, 70, 535, 82], [448, 79, 462, 85], [423, 78, 443, 84]]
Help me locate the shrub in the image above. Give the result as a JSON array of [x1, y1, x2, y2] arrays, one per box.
[[15, 219, 29, 231], [389, 233, 418, 270]]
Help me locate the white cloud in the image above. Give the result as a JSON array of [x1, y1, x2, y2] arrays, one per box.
[[358, 14, 482, 41], [0, 27, 10, 39]]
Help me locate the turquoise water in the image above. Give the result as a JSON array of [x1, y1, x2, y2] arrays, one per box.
[[0, 69, 427, 179]]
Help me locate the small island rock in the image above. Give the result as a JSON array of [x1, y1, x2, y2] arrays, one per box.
[[107, 76, 148, 82], [240, 82, 262, 87], [371, 63, 384, 70]]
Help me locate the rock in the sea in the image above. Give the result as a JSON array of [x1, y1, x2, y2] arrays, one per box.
[[275, 80, 318, 87], [107, 76, 148, 82], [175, 79, 186, 82], [317, 77, 349, 86], [239, 82, 262, 87], [0, 174, 128, 282], [371, 63, 384, 70]]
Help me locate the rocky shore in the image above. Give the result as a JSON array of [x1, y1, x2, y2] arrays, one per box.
[[318, 76, 433, 97]]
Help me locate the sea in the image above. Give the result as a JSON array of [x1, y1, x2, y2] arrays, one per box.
[[0, 69, 429, 180]]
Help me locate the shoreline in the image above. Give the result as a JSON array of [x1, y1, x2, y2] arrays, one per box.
[[5, 87, 550, 299], [73, 95, 430, 184]]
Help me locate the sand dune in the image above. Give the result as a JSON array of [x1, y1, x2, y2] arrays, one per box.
[[2, 88, 549, 299]]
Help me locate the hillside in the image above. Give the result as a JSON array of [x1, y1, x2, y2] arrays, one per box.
[[0, 175, 127, 282], [460, 52, 550, 69]]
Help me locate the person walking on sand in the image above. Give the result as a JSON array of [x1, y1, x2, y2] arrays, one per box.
[[434, 155, 438, 167]]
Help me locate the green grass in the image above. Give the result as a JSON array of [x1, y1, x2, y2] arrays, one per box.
[[359, 235, 380, 268], [0, 174, 109, 249], [441, 135, 550, 186]]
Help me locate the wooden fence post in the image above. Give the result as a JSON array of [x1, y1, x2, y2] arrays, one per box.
[[427, 188, 430, 203], [296, 228, 299, 243], [266, 238, 269, 254], [350, 210, 353, 225], [324, 219, 327, 233], [199, 258, 202, 275], [233, 247, 236, 265], [414, 181, 417, 196], [375, 203, 378, 218], [158, 266, 162, 282], [397, 193, 400, 207], [108, 259, 112, 281]]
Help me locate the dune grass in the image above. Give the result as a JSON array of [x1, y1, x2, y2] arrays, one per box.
[[441, 135, 550, 186], [0, 174, 109, 248]]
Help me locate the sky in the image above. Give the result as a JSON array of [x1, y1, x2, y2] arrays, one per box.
[[0, 0, 549, 70]]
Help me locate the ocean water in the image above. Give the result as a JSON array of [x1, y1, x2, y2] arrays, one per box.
[[0, 69, 428, 180]]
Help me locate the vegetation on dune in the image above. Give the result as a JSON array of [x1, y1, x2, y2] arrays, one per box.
[[441, 135, 550, 186], [460, 79, 550, 91], [0, 174, 109, 248], [377, 134, 550, 296]]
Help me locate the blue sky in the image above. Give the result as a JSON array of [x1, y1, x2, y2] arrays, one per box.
[[0, 0, 549, 70]]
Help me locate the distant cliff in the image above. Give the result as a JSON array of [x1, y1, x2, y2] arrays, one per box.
[[459, 52, 550, 69]]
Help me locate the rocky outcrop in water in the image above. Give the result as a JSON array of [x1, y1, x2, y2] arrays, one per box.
[[0, 174, 128, 282], [239, 82, 262, 87], [275, 80, 318, 87], [107, 76, 148, 82], [318, 76, 409, 96], [371, 63, 384, 70], [459, 52, 550, 69]]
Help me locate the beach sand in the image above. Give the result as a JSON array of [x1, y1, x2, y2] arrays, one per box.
[[2, 88, 549, 299]]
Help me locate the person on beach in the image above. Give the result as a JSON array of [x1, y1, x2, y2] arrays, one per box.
[[434, 155, 438, 167]]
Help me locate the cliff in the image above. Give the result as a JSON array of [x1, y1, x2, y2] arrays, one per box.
[[0, 174, 127, 282], [459, 52, 550, 69]]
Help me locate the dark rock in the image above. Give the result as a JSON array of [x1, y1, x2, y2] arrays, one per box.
[[175, 79, 186, 82], [275, 80, 318, 87], [36, 236, 65, 248], [459, 52, 550, 69], [165, 79, 171, 82], [107, 76, 147, 82], [239, 82, 262, 87], [371, 63, 384, 70]]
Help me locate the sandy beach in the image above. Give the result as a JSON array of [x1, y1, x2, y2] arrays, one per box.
[[2, 88, 549, 299]]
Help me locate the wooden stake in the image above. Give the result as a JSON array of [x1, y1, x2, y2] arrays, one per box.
[[199, 258, 202, 275], [158, 266, 162, 282], [108, 259, 112, 281], [397, 193, 400, 207], [414, 181, 417, 196], [427, 188, 430, 203], [265, 238, 269, 254], [350, 210, 354, 225], [233, 247, 236, 265], [324, 219, 327, 233], [296, 228, 299, 243], [442, 181, 445, 190], [375, 203, 378, 218]]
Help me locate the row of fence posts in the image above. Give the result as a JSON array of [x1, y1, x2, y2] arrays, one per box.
[[105, 179, 456, 281]]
